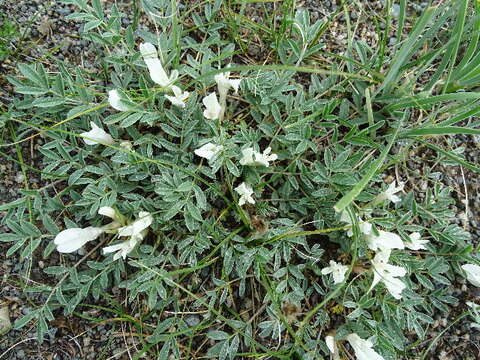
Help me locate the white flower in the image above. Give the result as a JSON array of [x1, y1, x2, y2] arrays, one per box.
[[212, 66, 241, 122], [461, 264, 480, 287], [325, 335, 340, 360], [202, 92, 222, 120], [234, 182, 255, 206], [103, 211, 153, 261], [98, 206, 116, 220], [194, 142, 223, 161], [139, 42, 178, 87], [102, 237, 139, 261], [239, 147, 278, 167], [117, 211, 153, 238], [371, 248, 407, 299], [165, 85, 189, 108], [405, 232, 429, 250], [80, 122, 114, 145], [108, 89, 130, 112], [54, 227, 104, 253], [214, 69, 241, 96], [340, 211, 372, 237], [366, 230, 404, 251], [321, 260, 349, 284], [377, 180, 404, 204], [346, 333, 385, 360]]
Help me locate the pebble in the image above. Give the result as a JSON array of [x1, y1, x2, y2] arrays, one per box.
[[391, 4, 400, 18], [185, 315, 200, 327], [15, 173, 24, 184]]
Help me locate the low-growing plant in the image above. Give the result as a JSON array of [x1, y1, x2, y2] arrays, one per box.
[[0, 16, 18, 62], [1, 0, 480, 359]]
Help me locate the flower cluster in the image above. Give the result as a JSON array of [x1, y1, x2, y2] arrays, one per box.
[[53, 206, 153, 261], [59, 40, 281, 261], [321, 180, 480, 359], [318, 184, 412, 358], [332, 184, 417, 301], [58, 38, 480, 360], [77, 42, 278, 208]]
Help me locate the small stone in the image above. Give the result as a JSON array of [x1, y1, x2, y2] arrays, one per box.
[[185, 315, 200, 327], [391, 4, 400, 18]]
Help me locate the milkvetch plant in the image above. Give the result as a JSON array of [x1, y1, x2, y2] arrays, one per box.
[[1, 0, 479, 359]]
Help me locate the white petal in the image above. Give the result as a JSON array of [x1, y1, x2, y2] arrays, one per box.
[[54, 227, 103, 253], [98, 206, 116, 220], [385, 181, 404, 203], [370, 267, 383, 291], [325, 335, 340, 359], [214, 73, 228, 86], [346, 334, 385, 360], [165, 85, 189, 108], [462, 264, 480, 287], [325, 335, 336, 354], [332, 265, 349, 284], [214, 71, 241, 94], [406, 232, 429, 250], [117, 211, 153, 238], [194, 143, 223, 160], [359, 221, 372, 235], [371, 248, 407, 299], [383, 276, 406, 299], [229, 79, 241, 94], [108, 89, 130, 112], [139, 42, 170, 87], [81, 122, 114, 145], [202, 92, 222, 120], [165, 94, 186, 108], [103, 237, 140, 260], [367, 230, 404, 251], [385, 263, 407, 278], [235, 182, 255, 206], [322, 260, 348, 284], [240, 146, 277, 167], [239, 148, 255, 165], [374, 247, 392, 264], [102, 243, 124, 254]]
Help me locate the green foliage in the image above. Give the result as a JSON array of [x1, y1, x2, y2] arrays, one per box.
[[0, 16, 18, 61], [1, 0, 479, 359]]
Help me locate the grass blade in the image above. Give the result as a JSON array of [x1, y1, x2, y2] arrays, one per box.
[[379, 7, 436, 94], [334, 119, 403, 213]]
